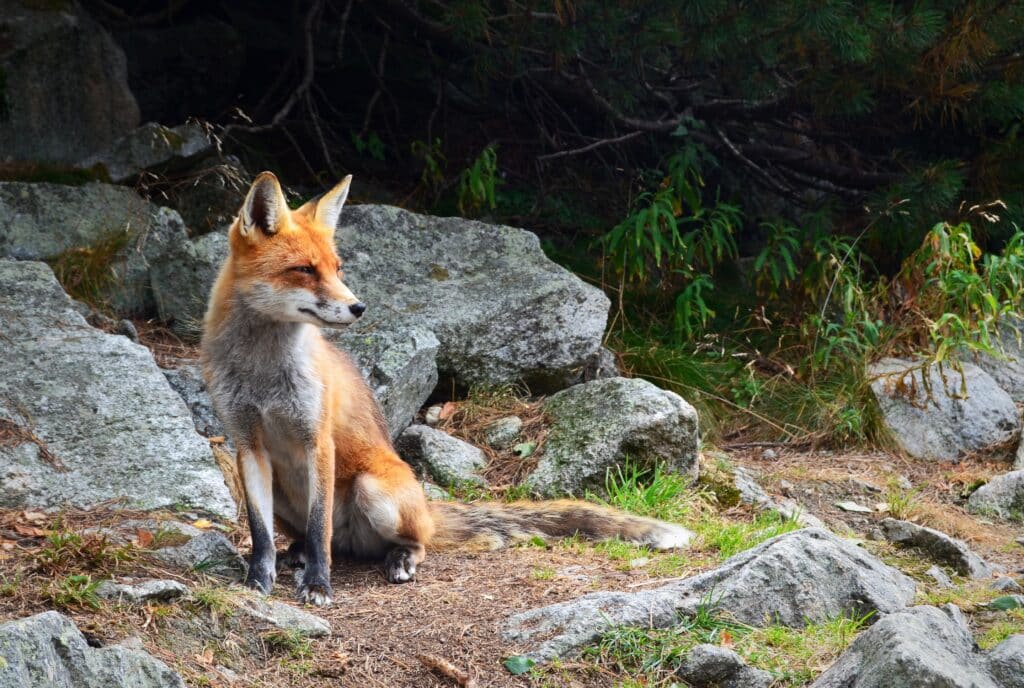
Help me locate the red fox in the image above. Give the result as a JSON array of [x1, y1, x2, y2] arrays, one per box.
[[201, 172, 693, 606]]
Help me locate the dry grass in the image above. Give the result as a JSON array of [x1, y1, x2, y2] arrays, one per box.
[[0, 416, 64, 471], [437, 386, 550, 488], [134, 319, 201, 368]]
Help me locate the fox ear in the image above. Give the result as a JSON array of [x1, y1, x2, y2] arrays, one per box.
[[313, 175, 352, 231], [240, 172, 288, 239]]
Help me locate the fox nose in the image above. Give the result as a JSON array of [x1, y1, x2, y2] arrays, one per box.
[[348, 302, 366, 318]]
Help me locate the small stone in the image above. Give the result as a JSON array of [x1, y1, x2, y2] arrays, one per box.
[[96, 579, 188, 603], [232, 595, 331, 637], [424, 405, 443, 426], [483, 416, 523, 449], [629, 557, 650, 569], [762, 448, 777, 460], [152, 531, 245, 579], [677, 644, 772, 688], [395, 425, 487, 487], [880, 518, 996, 579], [897, 474, 914, 490], [779, 479, 795, 495], [926, 565, 955, 589], [834, 501, 873, 514], [990, 577, 1022, 593]]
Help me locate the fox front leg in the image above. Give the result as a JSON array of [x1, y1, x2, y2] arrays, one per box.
[[296, 440, 335, 606], [238, 446, 276, 594]]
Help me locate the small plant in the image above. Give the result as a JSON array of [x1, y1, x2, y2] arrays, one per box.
[[264, 629, 313, 660], [47, 230, 130, 312], [191, 585, 234, 618], [590, 461, 702, 523], [457, 144, 499, 216], [48, 574, 102, 610], [411, 138, 446, 198], [351, 131, 386, 160], [885, 480, 923, 520], [531, 567, 556, 581], [698, 511, 802, 561], [35, 527, 134, 575]]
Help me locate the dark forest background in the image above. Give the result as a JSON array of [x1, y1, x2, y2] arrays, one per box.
[[32, 1, 1024, 444]]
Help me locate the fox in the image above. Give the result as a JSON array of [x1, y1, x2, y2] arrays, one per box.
[[200, 171, 694, 606]]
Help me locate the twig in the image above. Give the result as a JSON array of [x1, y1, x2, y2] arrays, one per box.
[[538, 130, 645, 162], [416, 654, 477, 688]]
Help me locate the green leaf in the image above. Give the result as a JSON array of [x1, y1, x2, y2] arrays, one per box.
[[989, 596, 1024, 611], [513, 442, 536, 458], [503, 656, 536, 675]]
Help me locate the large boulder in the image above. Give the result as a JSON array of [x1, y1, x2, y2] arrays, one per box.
[[879, 518, 997, 578], [810, 605, 997, 688], [336, 205, 610, 390], [967, 316, 1024, 402], [525, 377, 699, 497], [327, 323, 439, 439], [868, 357, 1020, 461], [967, 470, 1024, 521], [0, 611, 185, 688], [986, 634, 1024, 688], [79, 122, 213, 183], [149, 230, 226, 338], [0, 260, 234, 519], [503, 528, 915, 661], [0, 182, 189, 315], [0, 1, 139, 163]]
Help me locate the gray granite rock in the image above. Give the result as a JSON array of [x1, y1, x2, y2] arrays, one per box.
[[967, 470, 1024, 521], [97, 579, 188, 603], [0, 611, 184, 688], [503, 528, 915, 661], [80, 122, 212, 182], [927, 565, 956, 589], [152, 531, 245, 578], [395, 425, 487, 487], [869, 358, 1020, 461], [0, 1, 139, 163], [0, 260, 234, 519], [880, 518, 996, 578], [0, 182, 190, 315], [232, 595, 331, 637], [967, 316, 1024, 402], [149, 230, 227, 338], [986, 634, 1024, 688], [327, 323, 439, 439], [735, 466, 827, 529], [811, 605, 997, 688], [676, 644, 772, 688], [525, 377, 698, 497], [483, 416, 523, 449], [991, 577, 1023, 593], [161, 360, 227, 441]]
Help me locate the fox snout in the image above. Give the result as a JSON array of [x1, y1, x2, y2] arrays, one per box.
[[302, 297, 366, 328]]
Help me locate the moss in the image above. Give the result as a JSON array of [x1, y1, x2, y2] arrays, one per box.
[[0, 161, 111, 185], [428, 264, 450, 281], [696, 462, 742, 508]]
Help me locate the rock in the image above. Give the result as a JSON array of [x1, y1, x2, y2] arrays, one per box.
[[395, 425, 487, 487], [0, 260, 234, 519], [580, 346, 620, 381], [0, 1, 139, 163], [149, 230, 227, 338], [0, 182, 191, 315], [1016, 437, 1024, 471], [525, 377, 699, 497], [162, 361, 227, 441], [327, 323, 440, 439], [880, 518, 996, 578], [734, 467, 826, 529], [483, 416, 523, 448], [79, 122, 212, 183], [967, 471, 1024, 521], [676, 644, 772, 688], [424, 405, 443, 426], [868, 358, 1020, 461], [810, 605, 997, 688], [0, 611, 185, 688], [967, 316, 1024, 402], [927, 565, 956, 589], [987, 634, 1024, 688], [991, 577, 1023, 593], [97, 579, 188, 603], [152, 531, 245, 578], [232, 595, 331, 638], [503, 528, 915, 661], [336, 205, 610, 390], [161, 156, 248, 236]]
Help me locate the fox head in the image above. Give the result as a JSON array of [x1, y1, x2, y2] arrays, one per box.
[[227, 172, 364, 328]]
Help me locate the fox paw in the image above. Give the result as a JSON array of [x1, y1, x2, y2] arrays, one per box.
[[279, 541, 306, 570], [384, 546, 417, 583], [296, 569, 333, 607]]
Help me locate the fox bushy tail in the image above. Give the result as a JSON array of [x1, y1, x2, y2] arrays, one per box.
[[429, 499, 693, 551]]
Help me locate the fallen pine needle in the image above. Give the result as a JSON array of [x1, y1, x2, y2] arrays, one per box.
[[416, 653, 477, 688]]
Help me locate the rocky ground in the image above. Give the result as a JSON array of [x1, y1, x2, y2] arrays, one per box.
[[2, 3, 1024, 686]]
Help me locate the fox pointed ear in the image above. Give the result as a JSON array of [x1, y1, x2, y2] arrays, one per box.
[[313, 175, 353, 231], [240, 172, 288, 239]]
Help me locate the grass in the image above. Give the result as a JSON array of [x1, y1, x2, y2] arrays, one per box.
[[47, 574, 103, 610], [47, 230, 130, 312], [586, 602, 872, 687], [588, 461, 706, 523], [34, 526, 136, 575], [263, 629, 314, 660], [696, 511, 803, 561], [977, 609, 1024, 649], [885, 480, 923, 520], [191, 585, 235, 618], [531, 566, 556, 581]]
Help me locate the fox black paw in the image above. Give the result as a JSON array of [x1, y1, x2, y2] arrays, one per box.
[[384, 546, 417, 583], [245, 561, 276, 595], [296, 569, 333, 606], [279, 540, 307, 570]]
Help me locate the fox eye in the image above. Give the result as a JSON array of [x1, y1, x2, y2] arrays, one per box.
[[291, 265, 317, 276]]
